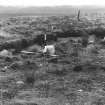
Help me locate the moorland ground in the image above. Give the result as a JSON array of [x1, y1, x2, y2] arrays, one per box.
[[1, 14, 105, 105]]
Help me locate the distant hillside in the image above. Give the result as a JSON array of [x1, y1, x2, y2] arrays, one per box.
[[0, 5, 105, 17]]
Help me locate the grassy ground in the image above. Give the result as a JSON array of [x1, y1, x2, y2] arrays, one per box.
[[0, 40, 105, 105], [1, 15, 105, 105]]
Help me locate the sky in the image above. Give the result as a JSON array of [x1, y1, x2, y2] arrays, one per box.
[[0, 0, 105, 7]]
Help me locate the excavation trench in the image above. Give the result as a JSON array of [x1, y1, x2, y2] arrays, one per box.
[[0, 27, 104, 51]]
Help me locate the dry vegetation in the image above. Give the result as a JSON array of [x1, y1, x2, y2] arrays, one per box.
[[1, 14, 105, 105]]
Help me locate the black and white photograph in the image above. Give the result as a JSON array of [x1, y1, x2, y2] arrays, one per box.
[[1, 0, 105, 105]]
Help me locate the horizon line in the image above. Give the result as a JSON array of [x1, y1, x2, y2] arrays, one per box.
[[0, 5, 105, 8]]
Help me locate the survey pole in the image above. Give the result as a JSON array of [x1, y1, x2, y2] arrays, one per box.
[[77, 10, 80, 21]]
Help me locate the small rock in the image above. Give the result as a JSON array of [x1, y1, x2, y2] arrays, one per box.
[[16, 81, 24, 85], [77, 89, 83, 92], [0, 49, 12, 57], [1, 66, 8, 72], [39, 63, 43, 67]]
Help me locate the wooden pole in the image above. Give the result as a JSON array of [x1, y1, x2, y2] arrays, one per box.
[[77, 10, 80, 21]]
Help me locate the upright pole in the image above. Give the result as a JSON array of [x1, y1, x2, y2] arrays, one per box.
[[51, 26, 54, 32], [44, 34, 47, 43], [43, 33, 47, 67], [43, 33, 49, 97], [44, 34, 47, 46], [77, 10, 80, 21]]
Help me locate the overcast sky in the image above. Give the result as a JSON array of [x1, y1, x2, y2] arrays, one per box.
[[0, 0, 105, 7]]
